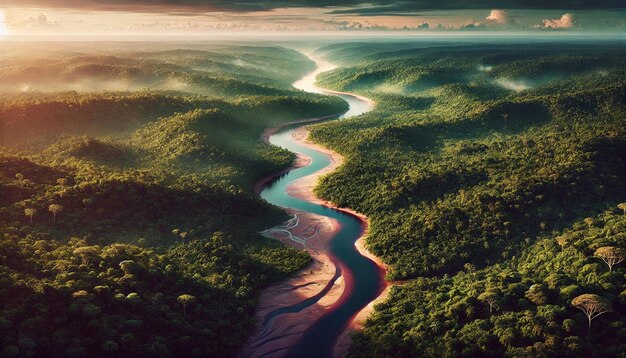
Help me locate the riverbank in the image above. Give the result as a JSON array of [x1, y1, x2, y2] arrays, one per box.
[[245, 125, 389, 357], [240, 207, 346, 358], [286, 127, 388, 273], [245, 51, 388, 357], [286, 128, 389, 357], [253, 113, 342, 194], [244, 122, 350, 358]]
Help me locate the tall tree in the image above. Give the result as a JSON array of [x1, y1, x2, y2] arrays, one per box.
[[594, 246, 625, 272], [24, 208, 37, 223], [478, 290, 501, 314], [571, 294, 612, 329], [48, 204, 63, 223], [177, 294, 196, 316], [501, 112, 509, 126]]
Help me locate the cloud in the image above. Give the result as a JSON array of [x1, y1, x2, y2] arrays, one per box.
[[460, 23, 488, 31], [2, 0, 626, 14], [485, 9, 511, 24], [12, 13, 63, 29], [458, 9, 512, 30], [322, 18, 432, 31], [326, 5, 426, 16], [537, 13, 576, 29]]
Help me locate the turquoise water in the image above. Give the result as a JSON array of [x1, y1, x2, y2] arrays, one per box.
[[259, 56, 384, 357]]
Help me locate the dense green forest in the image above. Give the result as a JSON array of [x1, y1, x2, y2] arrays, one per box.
[[0, 43, 347, 357], [308, 41, 626, 356], [3, 39, 625, 357]]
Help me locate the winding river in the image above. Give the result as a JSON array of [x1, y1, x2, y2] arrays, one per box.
[[258, 52, 385, 357]]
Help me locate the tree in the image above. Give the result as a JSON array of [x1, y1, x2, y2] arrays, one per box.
[[177, 294, 196, 316], [555, 235, 568, 248], [48, 204, 63, 223], [594, 246, 625, 272], [24, 208, 37, 223], [459, 189, 467, 204], [501, 112, 509, 126], [179, 231, 188, 243], [584, 217, 594, 230], [618, 203, 626, 216], [73, 246, 101, 266], [525, 284, 549, 306], [464, 263, 476, 274], [571, 294, 612, 329], [119, 260, 140, 275], [478, 290, 501, 314]]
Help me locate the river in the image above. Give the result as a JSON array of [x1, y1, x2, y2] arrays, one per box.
[[258, 52, 385, 357]]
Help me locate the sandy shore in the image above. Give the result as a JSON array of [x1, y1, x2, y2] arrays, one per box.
[[285, 128, 390, 357], [244, 121, 390, 357], [333, 283, 394, 357], [240, 208, 346, 358], [322, 88, 377, 110], [253, 113, 342, 194], [243, 58, 388, 356], [244, 119, 348, 358], [285, 128, 388, 271], [285, 127, 388, 272]]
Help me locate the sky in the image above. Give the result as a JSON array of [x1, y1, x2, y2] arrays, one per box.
[[0, 0, 625, 36]]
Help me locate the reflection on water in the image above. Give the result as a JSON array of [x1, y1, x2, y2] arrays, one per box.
[[293, 53, 371, 119], [293, 53, 337, 94]]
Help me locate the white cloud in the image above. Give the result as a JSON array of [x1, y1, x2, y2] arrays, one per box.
[[537, 13, 575, 29], [12, 13, 63, 30], [486, 9, 510, 24]]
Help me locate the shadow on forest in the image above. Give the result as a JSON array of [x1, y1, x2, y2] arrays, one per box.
[[443, 101, 552, 140]]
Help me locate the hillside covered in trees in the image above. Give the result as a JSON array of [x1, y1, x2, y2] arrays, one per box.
[[3, 37, 625, 358], [308, 40, 626, 356], [0, 42, 347, 357]]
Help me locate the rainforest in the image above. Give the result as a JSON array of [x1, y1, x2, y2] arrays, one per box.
[[1, 2, 626, 358]]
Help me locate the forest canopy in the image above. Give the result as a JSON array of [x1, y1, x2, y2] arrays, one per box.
[[0, 42, 347, 357], [307, 40, 626, 357]]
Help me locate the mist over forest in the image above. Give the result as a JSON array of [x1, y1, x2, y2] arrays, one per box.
[[1, 32, 625, 358]]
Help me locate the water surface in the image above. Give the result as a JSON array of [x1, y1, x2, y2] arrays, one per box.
[[259, 52, 384, 357]]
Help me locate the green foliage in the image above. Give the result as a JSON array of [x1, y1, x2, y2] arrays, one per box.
[[0, 43, 340, 356], [311, 43, 626, 279], [349, 212, 625, 357], [308, 42, 626, 357]]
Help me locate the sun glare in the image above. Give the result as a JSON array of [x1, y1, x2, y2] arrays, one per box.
[[0, 10, 6, 37]]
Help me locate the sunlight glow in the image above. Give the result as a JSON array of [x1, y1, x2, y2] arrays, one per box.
[[0, 11, 6, 37]]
